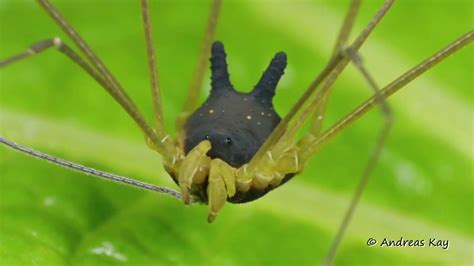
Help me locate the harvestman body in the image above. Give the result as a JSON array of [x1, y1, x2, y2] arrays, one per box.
[[0, 0, 472, 264]]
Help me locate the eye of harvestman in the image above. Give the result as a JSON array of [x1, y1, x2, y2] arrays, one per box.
[[225, 137, 232, 144]]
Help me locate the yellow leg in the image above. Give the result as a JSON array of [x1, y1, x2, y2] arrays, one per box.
[[251, 151, 277, 190], [235, 143, 302, 192], [178, 140, 211, 204], [235, 138, 289, 191], [207, 158, 236, 223]]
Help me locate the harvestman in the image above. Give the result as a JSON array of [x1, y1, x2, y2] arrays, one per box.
[[0, 0, 472, 264]]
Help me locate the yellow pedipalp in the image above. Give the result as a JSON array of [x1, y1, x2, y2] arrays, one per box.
[[272, 149, 301, 186], [220, 161, 236, 197], [235, 144, 301, 191], [207, 159, 228, 223], [235, 164, 252, 192], [207, 158, 236, 223], [251, 151, 277, 190], [178, 140, 211, 204]]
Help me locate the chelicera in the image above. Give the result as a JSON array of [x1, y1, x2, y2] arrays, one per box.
[[0, 0, 472, 264]]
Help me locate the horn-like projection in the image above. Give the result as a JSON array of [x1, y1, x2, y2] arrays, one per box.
[[210, 41, 233, 94], [251, 52, 287, 104]]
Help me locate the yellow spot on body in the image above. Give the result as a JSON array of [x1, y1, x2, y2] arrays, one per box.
[[209, 109, 214, 114], [244, 98, 248, 101], [257, 122, 261, 126], [261, 112, 265, 115], [268, 113, 272, 117], [246, 115, 252, 120]]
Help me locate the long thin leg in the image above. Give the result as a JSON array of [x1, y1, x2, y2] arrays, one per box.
[[321, 48, 393, 266], [284, 0, 395, 140], [308, 32, 473, 262], [0, 137, 182, 199], [176, 0, 223, 134], [140, 0, 166, 137], [0, 36, 167, 159], [310, 3, 393, 259], [306, 3, 393, 260], [300, 30, 474, 161], [36, 0, 131, 103], [311, 0, 362, 135], [0, 38, 120, 100], [331, 0, 361, 57], [247, 0, 395, 173], [36, 0, 173, 156]]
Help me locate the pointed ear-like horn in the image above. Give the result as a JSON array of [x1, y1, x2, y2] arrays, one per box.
[[251, 52, 287, 103], [210, 41, 233, 94]]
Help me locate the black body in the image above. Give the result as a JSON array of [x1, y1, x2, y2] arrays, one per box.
[[184, 41, 294, 203]]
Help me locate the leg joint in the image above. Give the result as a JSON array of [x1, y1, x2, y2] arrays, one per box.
[[28, 37, 64, 54]]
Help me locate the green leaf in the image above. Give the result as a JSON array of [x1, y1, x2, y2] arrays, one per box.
[[1, 0, 472, 265]]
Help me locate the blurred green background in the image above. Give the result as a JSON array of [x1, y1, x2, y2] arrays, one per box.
[[0, 0, 472, 265]]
